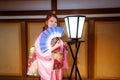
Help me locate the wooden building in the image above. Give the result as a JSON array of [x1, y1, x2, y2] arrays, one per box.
[[0, 0, 120, 80]]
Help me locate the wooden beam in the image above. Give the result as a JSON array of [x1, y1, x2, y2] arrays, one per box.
[[87, 19, 95, 79], [51, 0, 57, 11], [0, 8, 120, 16], [56, 8, 120, 15]]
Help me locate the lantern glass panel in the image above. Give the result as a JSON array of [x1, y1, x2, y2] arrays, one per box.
[[64, 18, 70, 38], [69, 17, 78, 38], [78, 17, 85, 38]]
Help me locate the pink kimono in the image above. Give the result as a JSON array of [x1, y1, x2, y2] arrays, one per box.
[[34, 33, 68, 80]]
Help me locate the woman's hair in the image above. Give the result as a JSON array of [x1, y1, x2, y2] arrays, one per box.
[[43, 14, 58, 31]]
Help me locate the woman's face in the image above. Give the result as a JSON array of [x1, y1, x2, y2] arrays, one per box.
[[46, 16, 57, 27]]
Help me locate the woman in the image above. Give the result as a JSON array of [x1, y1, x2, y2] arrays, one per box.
[[34, 14, 68, 80]]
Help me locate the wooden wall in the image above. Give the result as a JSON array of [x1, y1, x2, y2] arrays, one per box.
[[0, 16, 120, 80]]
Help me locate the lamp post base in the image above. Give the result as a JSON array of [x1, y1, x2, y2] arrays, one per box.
[[68, 40, 85, 80]]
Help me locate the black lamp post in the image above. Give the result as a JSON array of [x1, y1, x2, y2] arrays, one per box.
[[64, 15, 86, 80]]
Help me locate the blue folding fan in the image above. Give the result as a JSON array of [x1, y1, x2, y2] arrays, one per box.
[[39, 26, 65, 53]]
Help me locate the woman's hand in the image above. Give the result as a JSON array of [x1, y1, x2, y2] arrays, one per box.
[[51, 40, 61, 51], [63, 42, 68, 48]]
